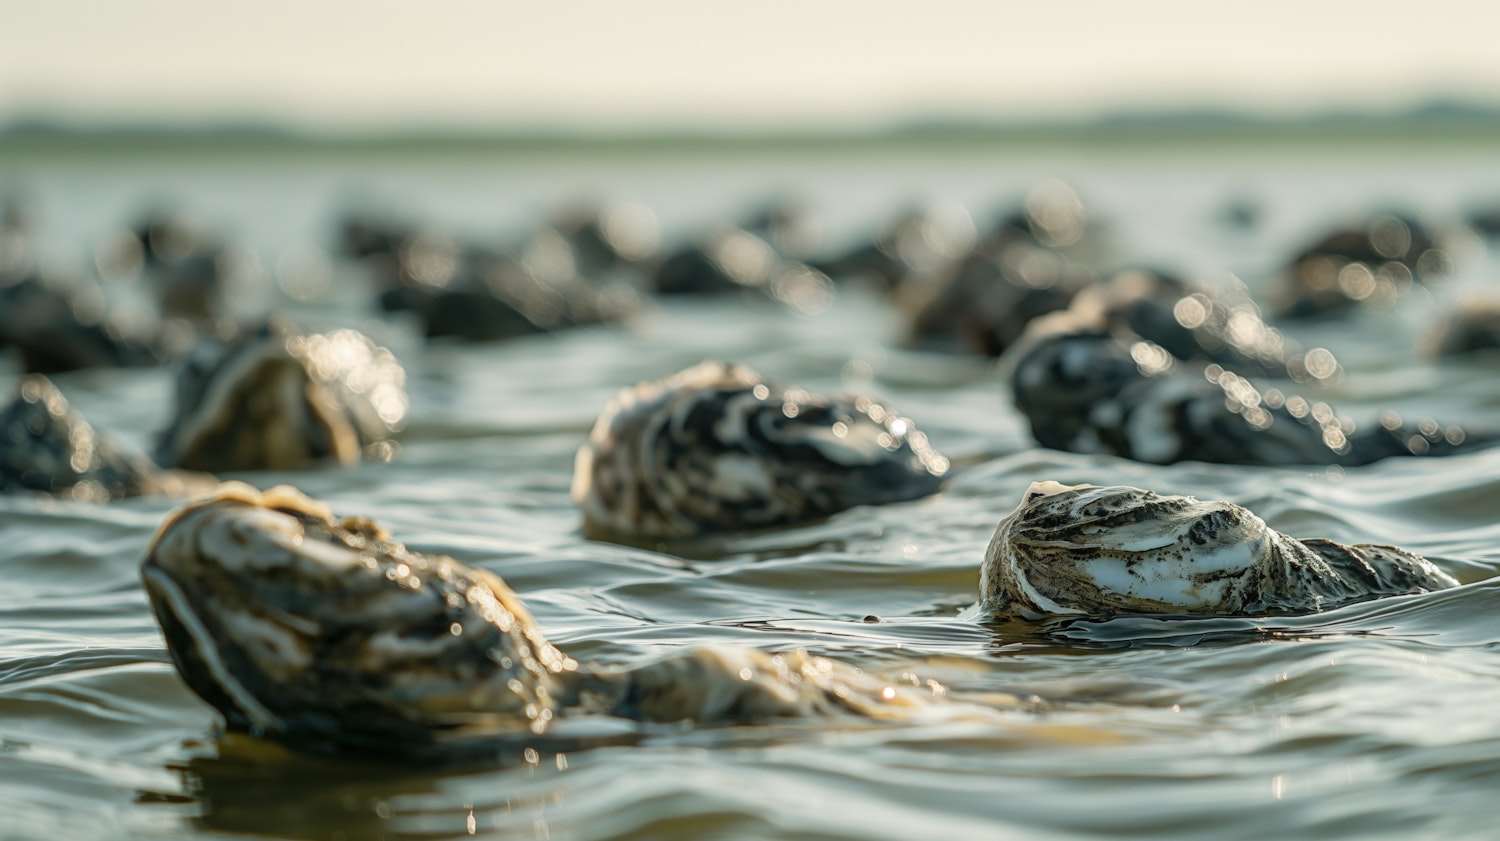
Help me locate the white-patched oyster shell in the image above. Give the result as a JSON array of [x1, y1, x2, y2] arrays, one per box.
[[573, 360, 948, 538], [983, 482, 1458, 618]]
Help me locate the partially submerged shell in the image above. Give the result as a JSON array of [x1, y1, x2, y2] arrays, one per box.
[[154, 326, 407, 473], [607, 647, 945, 724], [982, 481, 1457, 618], [1006, 330, 1490, 467], [0, 374, 164, 501], [140, 482, 573, 751], [142, 483, 970, 754], [572, 360, 950, 538]]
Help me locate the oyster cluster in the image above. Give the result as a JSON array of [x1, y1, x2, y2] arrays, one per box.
[[2, 180, 1487, 762]]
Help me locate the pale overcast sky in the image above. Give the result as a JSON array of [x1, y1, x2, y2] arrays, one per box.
[[3, 0, 1498, 130]]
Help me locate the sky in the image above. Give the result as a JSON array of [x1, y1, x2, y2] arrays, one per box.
[[3, 0, 1500, 131]]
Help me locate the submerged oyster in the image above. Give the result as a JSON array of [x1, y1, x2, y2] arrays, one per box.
[[141, 484, 952, 755], [572, 360, 950, 539], [0, 374, 165, 500], [153, 326, 407, 473], [982, 482, 1458, 618]]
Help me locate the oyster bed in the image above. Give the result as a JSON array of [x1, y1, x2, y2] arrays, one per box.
[[5, 143, 1500, 840]]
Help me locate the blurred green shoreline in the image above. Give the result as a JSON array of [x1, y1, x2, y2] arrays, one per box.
[[4, 102, 1500, 161]]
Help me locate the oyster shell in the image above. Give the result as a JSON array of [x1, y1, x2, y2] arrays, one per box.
[[154, 325, 406, 472], [573, 361, 949, 538], [982, 482, 1458, 618], [142, 484, 964, 755]]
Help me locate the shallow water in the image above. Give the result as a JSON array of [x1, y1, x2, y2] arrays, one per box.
[[5, 144, 1500, 839]]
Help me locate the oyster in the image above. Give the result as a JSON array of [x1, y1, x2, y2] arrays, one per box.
[[0, 375, 165, 500], [153, 325, 406, 473], [1007, 330, 1489, 466], [572, 361, 949, 539], [982, 482, 1458, 618], [141, 484, 956, 755], [1274, 213, 1448, 319]]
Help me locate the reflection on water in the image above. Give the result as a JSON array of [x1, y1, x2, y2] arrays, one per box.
[[4, 144, 1500, 839], [179, 736, 450, 840]]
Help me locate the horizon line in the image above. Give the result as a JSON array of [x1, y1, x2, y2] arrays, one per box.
[[5, 94, 1500, 140]]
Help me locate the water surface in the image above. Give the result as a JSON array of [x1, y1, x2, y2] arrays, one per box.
[[5, 143, 1500, 839]]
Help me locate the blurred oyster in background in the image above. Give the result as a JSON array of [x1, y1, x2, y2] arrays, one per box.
[[978, 178, 1098, 255], [812, 201, 976, 295], [547, 199, 661, 277], [425, 229, 644, 341], [1273, 212, 1451, 318], [1421, 297, 1500, 358], [740, 196, 822, 262], [653, 226, 780, 295], [1004, 328, 1487, 467], [903, 239, 1091, 356], [651, 225, 835, 314], [1069, 268, 1340, 381], [123, 206, 257, 324], [153, 323, 406, 472], [0, 375, 167, 501], [342, 211, 644, 342], [0, 266, 167, 374], [1466, 204, 1500, 238]]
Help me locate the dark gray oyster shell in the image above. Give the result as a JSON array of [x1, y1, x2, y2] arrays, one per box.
[[0, 375, 165, 501], [1007, 330, 1488, 466], [573, 361, 949, 538]]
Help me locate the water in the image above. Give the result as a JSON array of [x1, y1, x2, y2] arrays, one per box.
[[5, 142, 1500, 840]]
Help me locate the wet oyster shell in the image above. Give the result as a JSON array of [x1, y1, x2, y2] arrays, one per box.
[[154, 326, 406, 473], [141, 483, 573, 751], [1, 375, 165, 500], [982, 482, 1458, 618], [572, 360, 949, 538], [142, 484, 969, 755]]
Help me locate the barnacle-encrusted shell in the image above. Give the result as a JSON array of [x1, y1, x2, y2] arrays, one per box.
[[982, 481, 1458, 618], [572, 360, 949, 538]]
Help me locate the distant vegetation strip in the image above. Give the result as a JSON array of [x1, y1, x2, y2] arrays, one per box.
[[3, 100, 1500, 156]]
